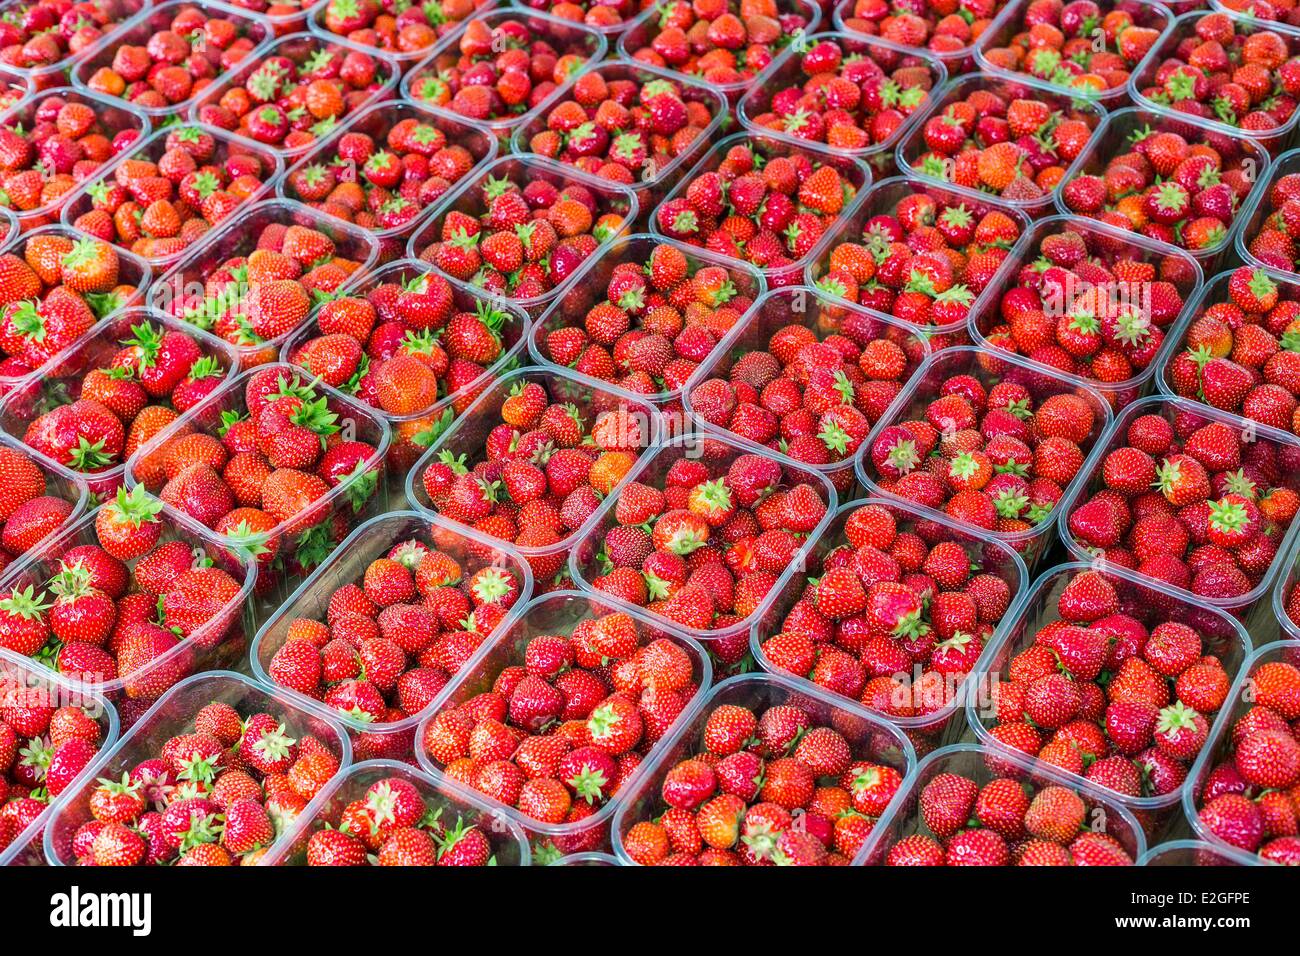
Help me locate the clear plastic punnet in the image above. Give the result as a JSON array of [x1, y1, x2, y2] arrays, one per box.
[[753, 497, 1028, 757], [832, 0, 1022, 74], [1055, 394, 1300, 634], [1274, 534, 1300, 643], [1138, 839, 1262, 865], [0, 431, 89, 568], [509, 59, 728, 215], [1234, 147, 1300, 277], [276, 99, 499, 264], [0, 0, 149, 91], [42, 670, 352, 865], [851, 742, 1149, 865], [263, 757, 532, 865], [804, 176, 1030, 350], [507, 0, 642, 39], [415, 591, 713, 863], [967, 561, 1252, 838], [0, 646, 119, 866], [406, 154, 639, 319], [610, 671, 917, 865], [893, 73, 1109, 218], [59, 123, 286, 269], [855, 345, 1113, 569], [967, 215, 1204, 410], [250, 510, 534, 758], [306, 0, 492, 65]]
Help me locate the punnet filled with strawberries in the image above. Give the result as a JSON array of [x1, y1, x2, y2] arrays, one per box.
[[833, 0, 1016, 69]]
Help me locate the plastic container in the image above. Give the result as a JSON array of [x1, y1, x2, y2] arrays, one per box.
[[250, 509, 533, 757], [680, 284, 929, 496], [0, 67, 31, 112], [184, 32, 401, 161], [0, 431, 89, 567], [1139, 839, 1262, 865], [1212, 0, 1300, 25], [968, 215, 1204, 410], [0, 0, 149, 92], [404, 365, 661, 588], [0, 307, 240, 502], [1273, 534, 1300, 643], [0, 647, 119, 867], [406, 155, 638, 318], [1127, 9, 1300, 156], [280, 259, 531, 473], [738, 31, 947, 178], [1053, 107, 1270, 272], [59, 123, 285, 270], [146, 198, 382, 367], [508, 0, 644, 39], [611, 671, 917, 865], [804, 176, 1030, 350], [401, 8, 609, 143], [231, 0, 329, 37], [1233, 146, 1300, 277], [0, 87, 151, 232], [974, 0, 1175, 108], [122, 361, 391, 613], [753, 497, 1028, 757], [852, 742, 1149, 864], [549, 851, 622, 864], [42, 670, 352, 865], [650, 131, 872, 288], [306, 0, 495, 66], [1183, 640, 1300, 862], [415, 590, 713, 861], [855, 345, 1112, 569], [69, 1, 275, 124], [509, 59, 728, 216], [0, 205, 15, 248], [832, 0, 1022, 74], [276, 100, 497, 264], [1056, 394, 1300, 635], [616, 0, 824, 105], [894, 73, 1109, 218], [263, 758, 532, 865], [0, 224, 153, 403], [0, 504, 258, 714], [569, 432, 838, 667], [529, 232, 767, 408], [968, 561, 1252, 839]]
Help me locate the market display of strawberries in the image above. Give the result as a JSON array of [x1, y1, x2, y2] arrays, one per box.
[[836, 0, 1011, 58], [0, 232, 141, 388], [403, 13, 601, 127], [265, 538, 524, 735], [1240, 161, 1300, 273], [620, 689, 908, 865], [903, 83, 1097, 203], [0, 671, 107, 857], [981, 566, 1239, 805], [578, 443, 830, 640], [0, 0, 142, 72], [313, 0, 486, 57], [976, 221, 1195, 397], [978, 0, 1165, 95], [67, 126, 280, 263], [620, 0, 819, 89], [302, 771, 507, 865], [1162, 266, 1300, 438], [740, 35, 940, 154], [520, 67, 719, 185], [809, 186, 1022, 334], [686, 288, 926, 485], [128, 366, 385, 572], [534, 240, 758, 399], [1065, 402, 1300, 603], [0, 92, 143, 222], [757, 501, 1017, 741], [77, 2, 268, 112], [863, 356, 1101, 550], [1131, 12, 1300, 138], [876, 759, 1137, 864], [1192, 649, 1300, 863], [0, 501, 249, 695], [0, 444, 80, 570], [412, 162, 631, 303], [654, 138, 866, 281], [1057, 114, 1264, 256], [67, 696, 341, 865], [281, 107, 488, 235], [193, 37, 395, 153], [415, 373, 651, 583]]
